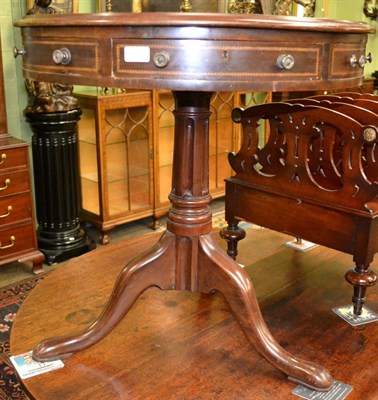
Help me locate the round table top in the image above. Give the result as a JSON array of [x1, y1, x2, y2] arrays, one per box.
[[15, 12, 375, 33]]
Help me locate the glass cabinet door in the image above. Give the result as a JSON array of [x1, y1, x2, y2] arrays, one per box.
[[154, 90, 175, 209], [78, 105, 100, 216], [209, 92, 236, 193], [75, 89, 153, 244], [104, 103, 152, 217], [153, 90, 241, 225]]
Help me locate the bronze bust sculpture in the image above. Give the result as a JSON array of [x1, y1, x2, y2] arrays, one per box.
[[24, 0, 79, 113]]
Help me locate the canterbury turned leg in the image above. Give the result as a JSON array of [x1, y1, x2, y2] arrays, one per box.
[[32, 91, 333, 392]]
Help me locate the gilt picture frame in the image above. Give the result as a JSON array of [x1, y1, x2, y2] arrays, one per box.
[[97, 0, 227, 13], [26, 0, 78, 14]]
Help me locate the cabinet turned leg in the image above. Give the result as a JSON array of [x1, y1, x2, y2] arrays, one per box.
[[99, 232, 110, 245], [220, 222, 246, 259], [151, 217, 161, 231], [345, 263, 377, 315]]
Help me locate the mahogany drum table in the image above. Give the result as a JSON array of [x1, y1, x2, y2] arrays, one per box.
[[13, 12, 375, 393]]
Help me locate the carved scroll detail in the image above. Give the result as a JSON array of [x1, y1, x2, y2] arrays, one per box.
[[229, 101, 378, 211]]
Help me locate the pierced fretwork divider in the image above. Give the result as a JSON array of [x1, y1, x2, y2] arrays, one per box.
[[221, 92, 378, 316]]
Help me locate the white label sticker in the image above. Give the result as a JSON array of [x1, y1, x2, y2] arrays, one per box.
[[124, 46, 150, 63], [10, 351, 64, 379]]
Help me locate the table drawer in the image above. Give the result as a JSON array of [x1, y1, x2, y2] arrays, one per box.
[[23, 38, 100, 76], [18, 23, 370, 92], [0, 169, 30, 196], [0, 147, 28, 171], [330, 43, 370, 78], [113, 39, 322, 82], [0, 223, 36, 260], [0, 192, 33, 225]]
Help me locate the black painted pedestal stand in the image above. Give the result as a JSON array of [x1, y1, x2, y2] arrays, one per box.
[[25, 109, 95, 264]]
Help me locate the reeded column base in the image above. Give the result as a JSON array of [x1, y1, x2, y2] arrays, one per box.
[[38, 225, 95, 265], [26, 109, 95, 265]]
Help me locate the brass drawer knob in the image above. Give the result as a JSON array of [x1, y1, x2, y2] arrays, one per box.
[[276, 54, 295, 70], [153, 52, 170, 68], [0, 235, 15, 250], [13, 47, 26, 58], [363, 127, 377, 142], [350, 52, 372, 68], [0, 205, 13, 218], [0, 153, 6, 164], [52, 48, 72, 65], [0, 178, 10, 191], [231, 108, 243, 123]]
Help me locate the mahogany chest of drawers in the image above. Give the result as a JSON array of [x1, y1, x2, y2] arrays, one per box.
[[0, 137, 44, 273], [0, 34, 44, 275]]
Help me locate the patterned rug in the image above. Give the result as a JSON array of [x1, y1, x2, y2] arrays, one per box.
[[0, 275, 47, 400], [211, 211, 228, 229], [150, 211, 229, 232], [212, 212, 254, 230]]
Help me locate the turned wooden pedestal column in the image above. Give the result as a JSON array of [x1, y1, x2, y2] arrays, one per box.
[[25, 109, 95, 264]]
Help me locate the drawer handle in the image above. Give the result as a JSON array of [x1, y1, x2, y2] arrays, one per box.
[[0, 153, 6, 164], [13, 47, 26, 58], [0, 235, 15, 250], [52, 48, 72, 65], [276, 54, 295, 70], [153, 52, 170, 68], [350, 53, 373, 68], [0, 205, 12, 218], [363, 127, 377, 143], [0, 178, 10, 191]]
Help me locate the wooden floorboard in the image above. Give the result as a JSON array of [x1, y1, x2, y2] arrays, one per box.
[[11, 228, 378, 399]]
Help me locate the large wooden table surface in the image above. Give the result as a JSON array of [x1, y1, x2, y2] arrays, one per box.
[[11, 229, 378, 399]]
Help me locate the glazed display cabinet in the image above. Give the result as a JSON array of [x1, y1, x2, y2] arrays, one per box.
[[75, 89, 153, 244], [75, 89, 264, 244]]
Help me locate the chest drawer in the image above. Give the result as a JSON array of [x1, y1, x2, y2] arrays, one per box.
[[0, 169, 30, 196], [0, 146, 28, 171], [0, 222, 36, 260], [0, 192, 33, 225]]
